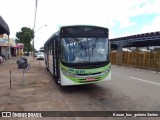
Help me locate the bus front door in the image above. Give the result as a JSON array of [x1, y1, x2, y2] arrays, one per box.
[[53, 38, 60, 84]]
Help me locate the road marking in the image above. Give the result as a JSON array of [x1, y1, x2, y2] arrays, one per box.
[[130, 77, 160, 86]]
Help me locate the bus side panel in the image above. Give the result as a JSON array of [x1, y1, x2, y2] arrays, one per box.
[[44, 44, 49, 69], [44, 53, 48, 69], [48, 53, 54, 75]]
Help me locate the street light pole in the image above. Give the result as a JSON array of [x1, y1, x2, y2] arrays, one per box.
[[32, 24, 47, 58], [34, 25, 47, 33], [32, 32, 35, 59], [32, 0, 38, 59]]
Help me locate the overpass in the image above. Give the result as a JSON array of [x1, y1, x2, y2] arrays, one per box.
[[110, 31, 160, 51]]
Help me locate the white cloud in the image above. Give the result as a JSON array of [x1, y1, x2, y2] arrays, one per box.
[[1, 0, 160, 49], [40, 0, 160, 48], [140, 16, 160, 33], [0, 0, 35, 38]]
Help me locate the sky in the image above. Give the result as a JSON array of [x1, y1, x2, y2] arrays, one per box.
[[0, 0, 160, 50]]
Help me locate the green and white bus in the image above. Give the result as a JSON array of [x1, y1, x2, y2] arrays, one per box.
[[44, 25, 111, 86]]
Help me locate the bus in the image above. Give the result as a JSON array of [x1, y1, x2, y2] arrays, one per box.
[[44, 25, 111, 86]]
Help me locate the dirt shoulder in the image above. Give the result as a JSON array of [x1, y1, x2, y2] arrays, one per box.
[[0, 56, 70, 112]]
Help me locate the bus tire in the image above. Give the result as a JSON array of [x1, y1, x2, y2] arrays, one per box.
[[55, 77, 60, 85], [46, 67, 49, 71]]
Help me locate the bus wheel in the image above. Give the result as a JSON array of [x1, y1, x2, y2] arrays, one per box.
[[46, 67, 49, 71], [55, 77, 60, 85]]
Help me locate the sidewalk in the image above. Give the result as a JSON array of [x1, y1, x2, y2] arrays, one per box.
[[0, 56, 74, 119]]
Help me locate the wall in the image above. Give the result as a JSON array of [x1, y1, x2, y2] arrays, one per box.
[[111, 51, 160, 71]]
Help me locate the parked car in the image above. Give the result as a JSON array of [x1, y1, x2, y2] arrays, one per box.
[[0, 56, 3, 64], [36, 52, 44, 60]]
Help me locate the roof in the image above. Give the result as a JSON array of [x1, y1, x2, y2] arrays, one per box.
[[110, 31, 160, 47], [0, 16, 10, 36], [9, 38, 16, 47]]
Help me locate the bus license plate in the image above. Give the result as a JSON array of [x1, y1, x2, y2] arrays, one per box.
[[86, 78, 95, 81]]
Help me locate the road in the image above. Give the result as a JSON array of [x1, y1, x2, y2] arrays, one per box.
[[39, 60, 160, 120]]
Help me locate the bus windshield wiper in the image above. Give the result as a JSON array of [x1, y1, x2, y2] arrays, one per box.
[[70, 34, 80, 42], [70, 34, 84, 48]]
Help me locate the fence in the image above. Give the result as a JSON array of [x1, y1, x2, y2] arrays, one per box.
[[110, 51, 160, 71]]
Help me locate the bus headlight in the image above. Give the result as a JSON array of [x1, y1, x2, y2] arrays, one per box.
[[62, 69, 76, 77], [101, 67, 111, 75]]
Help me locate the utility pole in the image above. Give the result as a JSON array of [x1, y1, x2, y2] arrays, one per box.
[[32, 0, 38, 59], [32, 24, 47, 57]]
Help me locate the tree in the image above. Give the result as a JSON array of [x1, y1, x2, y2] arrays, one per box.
[[16, 27, 34, 54]]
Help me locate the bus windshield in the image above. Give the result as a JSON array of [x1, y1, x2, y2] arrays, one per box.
[[61, 37, 109, 63]]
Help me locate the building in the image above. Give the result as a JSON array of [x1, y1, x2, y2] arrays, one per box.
[[16, 43, 24, 56], [0, 16, 10, 59], [0, 34, 11, 59], [0, 16, 24, 58]]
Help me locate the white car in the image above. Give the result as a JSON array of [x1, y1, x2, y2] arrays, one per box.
[[36, 52, 44, 60], [0, 56, 3, 64]]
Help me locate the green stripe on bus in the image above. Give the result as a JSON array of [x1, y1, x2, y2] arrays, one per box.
[[60, 63, 111, 83]]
